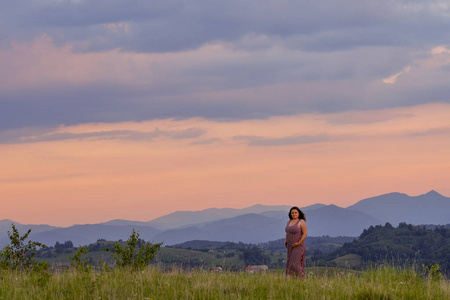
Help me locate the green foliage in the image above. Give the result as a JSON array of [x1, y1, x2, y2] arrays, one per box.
[[262, 236, 355, 252], [314, 223, 450, 274], [68, 246, 92, 272], [172, 240, 247, 250], [97, 259, 111, 271], [0, 267, 449, 299], [423, 263, 444, 281], [54, 240, 73, 253], [0, 224, 47, 271], [240, 246, 271, 266], [110, 229, 162, 270]]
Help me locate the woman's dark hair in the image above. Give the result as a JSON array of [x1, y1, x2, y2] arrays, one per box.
[[288, 206, 306, 221]]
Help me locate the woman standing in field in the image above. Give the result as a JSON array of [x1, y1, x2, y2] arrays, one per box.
[[285, 206, 307, 278]]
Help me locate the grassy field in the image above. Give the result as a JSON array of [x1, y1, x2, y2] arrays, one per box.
[[153, 247, 244, 270], [36, 246, 247, 270], [36, 245, 285, 271], [332, 254, 362, 268], [0, 266, 448, 299]]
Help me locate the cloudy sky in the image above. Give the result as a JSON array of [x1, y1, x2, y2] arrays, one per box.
[[1, 0, 450, 226]]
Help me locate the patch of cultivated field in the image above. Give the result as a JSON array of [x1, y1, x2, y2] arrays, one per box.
[[332, 253, 362, 268], [0, 266, 448, 299]]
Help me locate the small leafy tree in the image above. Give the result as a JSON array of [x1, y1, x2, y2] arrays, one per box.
[[110, 229, 162, 270], [423, 263, 443, 281], [68, 246, 92, 272], [0, 224, 47, 270], [241, 246, 271, 266], [55, 240, 74, 253]]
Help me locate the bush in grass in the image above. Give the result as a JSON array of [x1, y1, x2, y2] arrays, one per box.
[[109, 229, 162, 270], [0, 224, 48, 271], [68, 246, 92, 272], [423, 263, 444, 281]]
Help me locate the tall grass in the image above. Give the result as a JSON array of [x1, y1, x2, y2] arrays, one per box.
[[0, 266, 448, 299]]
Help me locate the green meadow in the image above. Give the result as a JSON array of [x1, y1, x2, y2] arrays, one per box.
[[2, 224, 450, 299], [1, 266, 449, 299]]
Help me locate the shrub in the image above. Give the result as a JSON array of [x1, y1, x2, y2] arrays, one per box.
[[109, 229, 162, 270], [0, 224, 47, 271], [422, 263, 443, 281], [68, 246, 92, 272]]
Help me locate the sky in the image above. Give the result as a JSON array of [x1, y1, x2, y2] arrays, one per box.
[[1, 0, 450, 227]]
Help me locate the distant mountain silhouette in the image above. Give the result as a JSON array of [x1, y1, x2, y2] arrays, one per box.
[[146, 204, 296, 230], [99, 219, 153, 227], [152, 206, 381, 245], [1, 191, 449, 247], [306, 205, 382, 236], [152, 214, 284, 245], [0, 220, 57, 247], [0, 219, 56, 234], [347, 190, 450, 225]]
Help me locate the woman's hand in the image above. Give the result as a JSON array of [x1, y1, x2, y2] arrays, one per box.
[[284, 241, 288, 248], [291, 242, 300, 248]]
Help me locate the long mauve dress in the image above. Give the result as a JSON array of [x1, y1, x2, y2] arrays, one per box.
[[285, 219, 306, 278]]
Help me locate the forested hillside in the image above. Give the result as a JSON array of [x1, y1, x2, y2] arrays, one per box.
[[314, 223, 450, 274]]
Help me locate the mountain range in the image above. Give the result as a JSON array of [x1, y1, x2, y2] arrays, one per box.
[[1, 190, 449, 247]]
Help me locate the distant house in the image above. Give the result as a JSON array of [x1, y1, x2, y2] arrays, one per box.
[[245, 265, 268, 273], [211, 267, 223, 272]]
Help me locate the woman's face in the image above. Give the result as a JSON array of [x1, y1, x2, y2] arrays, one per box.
[[291, 209, 299, 219]]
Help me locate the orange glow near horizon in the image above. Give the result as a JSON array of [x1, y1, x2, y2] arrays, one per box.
[[2, 103, 450, 226]]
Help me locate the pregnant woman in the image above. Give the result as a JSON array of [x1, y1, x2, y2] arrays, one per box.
[[285, 206, 307, 278]]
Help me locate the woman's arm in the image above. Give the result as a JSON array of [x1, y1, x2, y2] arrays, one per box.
[[293, 220, 307, 248]]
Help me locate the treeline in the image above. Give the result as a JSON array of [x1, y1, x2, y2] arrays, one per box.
[[171, 236, 355, 254], [167, 236, 357, 270], [170, 240, 248, 250], [54, 240, 73, 252], [260, 236, 355, 253], [36, 238, 148, 261], [312, 223, 450, 274]]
